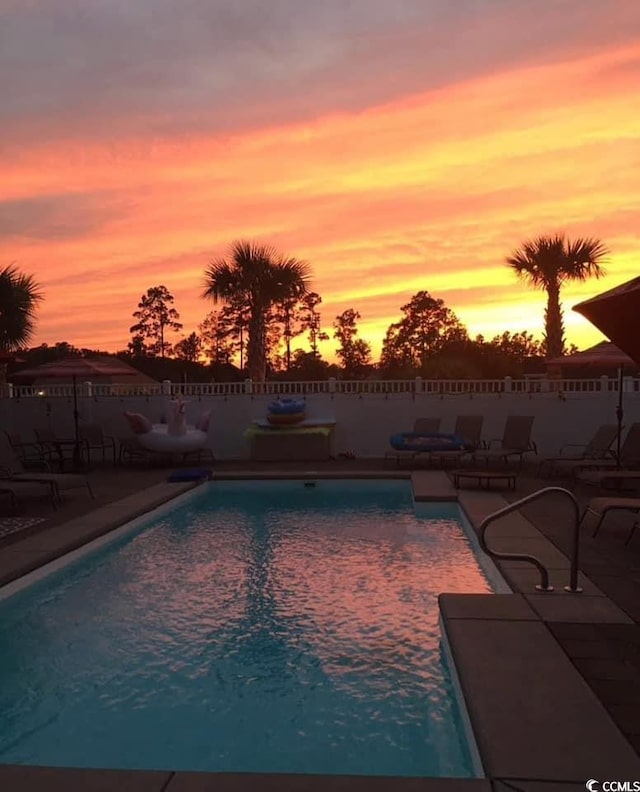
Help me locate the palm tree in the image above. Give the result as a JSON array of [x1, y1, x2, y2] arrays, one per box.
[[0, 264, 44, 384], [506, 234, 608, 359], [202, 241, 311, 383]]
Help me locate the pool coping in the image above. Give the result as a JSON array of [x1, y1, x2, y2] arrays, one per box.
[[1, 471, 639, 790]]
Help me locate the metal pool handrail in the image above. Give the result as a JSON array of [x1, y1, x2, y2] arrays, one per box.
[[478, 486, 582, 593]]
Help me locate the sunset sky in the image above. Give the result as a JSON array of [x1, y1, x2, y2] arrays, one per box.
[[2, 0, 639, 361]]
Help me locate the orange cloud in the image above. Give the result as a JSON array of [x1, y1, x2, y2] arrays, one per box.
[[1, 37, 639, 359]]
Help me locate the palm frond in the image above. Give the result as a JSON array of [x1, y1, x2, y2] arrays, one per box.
[[0, 264, 44, 352]]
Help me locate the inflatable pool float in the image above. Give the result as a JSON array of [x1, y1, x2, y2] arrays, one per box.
[[267, 397, 306, 426], [124, 399, 211, 454], [135, 423, 209, 453], [389, 432, 466, 452], [268, 397, 305, 414]]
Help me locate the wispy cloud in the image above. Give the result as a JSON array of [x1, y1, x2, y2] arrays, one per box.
[[0, 0, 639, 355]]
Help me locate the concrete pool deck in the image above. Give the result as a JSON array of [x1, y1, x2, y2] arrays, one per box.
[[1, 463, 640, 789]]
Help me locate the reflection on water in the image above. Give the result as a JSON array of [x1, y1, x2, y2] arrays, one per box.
[[0, 480, 491, 777]]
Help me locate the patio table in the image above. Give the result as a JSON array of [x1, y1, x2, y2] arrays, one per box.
[[451, 469, 518, 490]]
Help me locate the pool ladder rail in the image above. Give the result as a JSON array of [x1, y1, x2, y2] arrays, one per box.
[[478, 486, 582, 594]]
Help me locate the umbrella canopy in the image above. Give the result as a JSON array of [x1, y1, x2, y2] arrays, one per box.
[[545, 341, 637, 369], [12, 356, 144, 382], [573, 276, 640, 366]]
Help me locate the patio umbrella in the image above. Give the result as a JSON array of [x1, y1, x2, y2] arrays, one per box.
[[573, 279, 640, 468], [574, 276, 640, 366], [12, 357, 139, 462]]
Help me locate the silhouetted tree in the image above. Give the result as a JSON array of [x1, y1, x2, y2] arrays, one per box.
[[126, 334, 149, 358], [202, 240, 311, 382], [273, 295, 305, 371], [380, 291, 468, 375], [333, 309, 372, 377], [130, 285, 183, 358], [0, 264, 44, 384], [198, 310, 235, 365], [299, 291, 329, 357], [174, 332, 203, 363], [507, 234, 608, 359], [486, 331, 544, 361]]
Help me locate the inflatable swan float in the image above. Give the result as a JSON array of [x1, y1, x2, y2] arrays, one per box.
[[124, 397, 211, 453]]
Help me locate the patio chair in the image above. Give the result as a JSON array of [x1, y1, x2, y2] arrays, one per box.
[[538, 424, 619, 477], [5, 431, 53, 469], [453, 415, 485, 451], [34, 428, 79, 471], [414, 415, 485, 468], [0, 479, 57, 512], [79, 424, 117, 465], [0, 435, 94, 502], [580, 496, 640, 544], [384, 417, 442, 466], [467, 415, 536, 467], [118, 436, 152, 466], [562, 423, 640, 480]]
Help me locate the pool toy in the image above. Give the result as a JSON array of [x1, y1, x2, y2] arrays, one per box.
[[267, 397, 306, 426], [124, 398, 211, 454], [389, 432, 466, 452]]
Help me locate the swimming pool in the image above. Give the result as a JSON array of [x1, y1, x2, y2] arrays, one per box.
[[0, 479, 497, 777]]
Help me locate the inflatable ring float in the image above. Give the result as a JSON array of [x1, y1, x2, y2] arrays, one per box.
[[137, 424, 209, 453], [268, 397, 306, 415], [267, 397, 306, 426]]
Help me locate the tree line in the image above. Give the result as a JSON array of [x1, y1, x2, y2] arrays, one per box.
[[0, 233, 608, 383]]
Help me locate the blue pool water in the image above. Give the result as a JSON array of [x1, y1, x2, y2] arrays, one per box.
[[0, 480, 493, 777]]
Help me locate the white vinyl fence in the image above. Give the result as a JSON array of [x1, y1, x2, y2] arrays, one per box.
[[1, 376, 637, 460]]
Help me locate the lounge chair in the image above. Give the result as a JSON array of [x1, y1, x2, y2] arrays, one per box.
[[453, 415, 485, 450], [538, 424, 619, 477], [0, 435, 94, 502], [467, 415, 536, 467], [5, 431, 53, 469], [576, 468, 640, 491], [562, 423, 640, 480], [0, 479, 57, 511], [580, 496, 640, 544], [384, 418, 441, 466], [414, 415, 485, 467]]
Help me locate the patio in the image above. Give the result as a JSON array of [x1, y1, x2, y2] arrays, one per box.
[[1, 458, 640, 789]]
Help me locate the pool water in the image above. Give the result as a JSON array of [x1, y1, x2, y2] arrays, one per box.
[[0, 479, 493, 777]]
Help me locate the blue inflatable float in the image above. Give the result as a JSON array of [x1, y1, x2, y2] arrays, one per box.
[[389, 432, 466, 452], [267, 397, 306, 426], [268, 397, 306, 415]]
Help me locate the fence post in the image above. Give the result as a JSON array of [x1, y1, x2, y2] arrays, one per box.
[[414, 376, 422, 395], [244, 378, 253, 395], [83, 381, 93, 424], [600, 375, 609, 392], [503, 376, 512, 393], [328, 377, 336, 394]]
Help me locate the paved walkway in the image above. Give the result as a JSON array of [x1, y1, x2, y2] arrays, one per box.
[[503, 473, 640, 756]]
